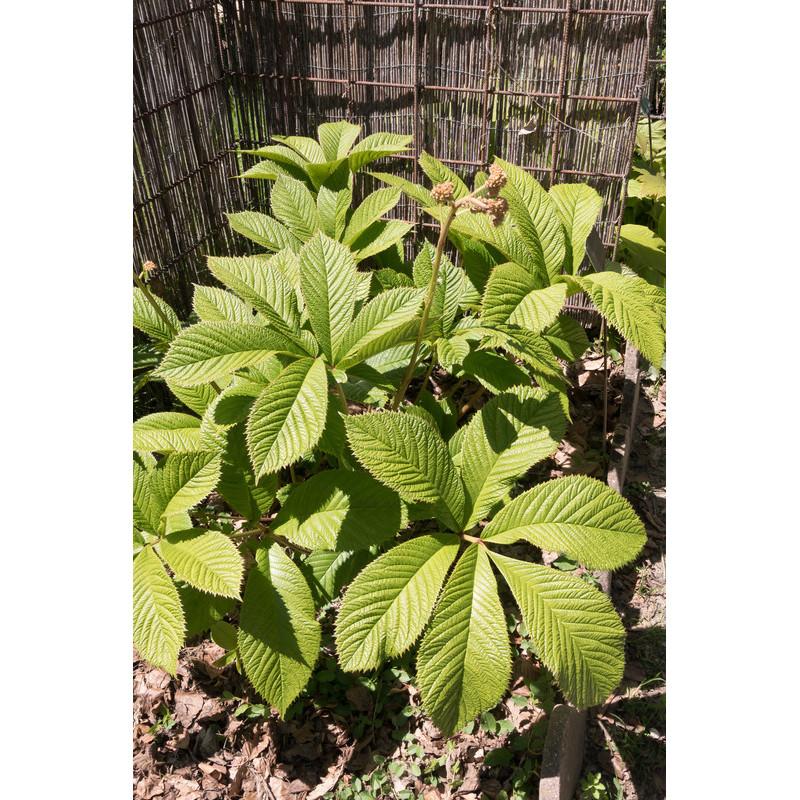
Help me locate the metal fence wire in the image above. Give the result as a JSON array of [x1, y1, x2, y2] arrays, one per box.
[[134, 0, 665, 319]]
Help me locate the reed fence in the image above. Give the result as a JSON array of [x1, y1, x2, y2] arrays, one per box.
[[134, 0, 665, 319]]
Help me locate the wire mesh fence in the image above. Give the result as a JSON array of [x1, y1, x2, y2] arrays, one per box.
[[134, 0, 663, 318]]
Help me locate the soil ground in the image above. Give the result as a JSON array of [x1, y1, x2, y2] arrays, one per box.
[[133, 348, 666, 800]]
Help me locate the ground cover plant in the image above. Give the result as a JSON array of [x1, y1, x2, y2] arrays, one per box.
[[133, 121, 666, 741]]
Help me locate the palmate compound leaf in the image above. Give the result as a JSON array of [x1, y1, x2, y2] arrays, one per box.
[[238, 542, 321, 716], [155, 322, 309, 387], [166, 381, 221, 417], [418, 151, 470, 200], [460, 387, 567, 528], [149, 452, 223, 524], [481, 475, 647, 570], [133, 546, 186, 674], [416, 543, 511, 737], [344, 411, 466, 533], [272, 469, 406, 551], [487, 550, 625, 709], [158, 529, 244, 599], [575, 272, 666, 368], [335, 534, 460, 672], [246, 358, 328, 479], [133, 412, 202, 454], [459, 350, 530, 395]]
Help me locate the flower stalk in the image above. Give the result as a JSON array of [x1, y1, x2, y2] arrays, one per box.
[[390, 167, 508, 410]]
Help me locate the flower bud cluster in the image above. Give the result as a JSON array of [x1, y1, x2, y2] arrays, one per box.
[[142, 260, 158, 273], [485, 197, 509, 227], [431, 181, 455, 204], [485, 164, 508, 197]]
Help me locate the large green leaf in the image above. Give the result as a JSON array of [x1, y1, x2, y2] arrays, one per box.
[[437, 335, 470, 371], [477, 324, 563, 379], [149, 451, 222, 522], [192, 285, 259, 325], [348, 133, 413, 172], [166, 381, 220, 416], [497, 158, 566, 282], [133, 546, 185, 674], [272, 134, 326, 164], [446, 207, 543, 280], [619, 224, 666, 287], [577, 272, 666, 367], [272, 469, 406, 550], [335, 287, 425, 369], [299, 233, 360, 363], [317, 177, 353, 240], [482, 263, 567, 332], [133, 454, 159, 534], [343, 187, 402, 245], [217, 423, 278, 522], [460, 387, 566, 527], [345, 411, 466, 532], [548, 183, 604, 274], [133, 412, 202, 454], [488, 551, 625, 708], [350, 220, 414, 263], [368, 171, 434, 207], [317, 120, 362, 160], [459, 350, 529, 395], [271, 176, 321, 243], [238, 543, 321, 715], [482, 475, 646, 569], [413, 242, 464, 337], [300, 549, 374, 608], [155, 322, 307, 386], [542, 315, 590, 361], [417, 544, 511, 736], [158, 529, 244, 599], [177, 582, 236, 638], [206, 255, 302, 340], [238, 144, 309, 181], [336, 534, 460, 671], [418, 152, 469, 199], [133, 287, 180, 342], [246, 358, 328, 478], [226, 211, 302, 253]]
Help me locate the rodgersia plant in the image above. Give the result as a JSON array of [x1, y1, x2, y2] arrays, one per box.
[[133, 120, 663, 734]]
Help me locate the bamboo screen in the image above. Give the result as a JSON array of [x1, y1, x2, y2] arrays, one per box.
[[134, 0, 662, 317]]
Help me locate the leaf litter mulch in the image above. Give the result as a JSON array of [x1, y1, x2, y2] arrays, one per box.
[[133, 347, 666, 800]]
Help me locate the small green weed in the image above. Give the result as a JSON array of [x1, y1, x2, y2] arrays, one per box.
[[579, 771, 623, 800], [147, 704, 178, 735]]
